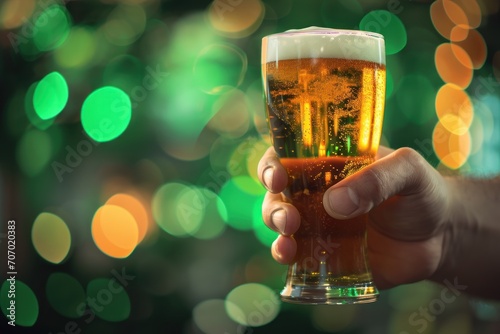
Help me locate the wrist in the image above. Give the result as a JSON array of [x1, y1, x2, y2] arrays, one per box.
[[429, 176, 466, 282]]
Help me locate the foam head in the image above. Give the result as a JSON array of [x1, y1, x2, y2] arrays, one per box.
[[262, 27, 385, 65]]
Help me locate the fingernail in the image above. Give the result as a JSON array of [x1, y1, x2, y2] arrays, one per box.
[[271, 209, 287, 234], [327, 187, 359, 217], [272, 239, 281, 258], [263, 167, 273, 190]]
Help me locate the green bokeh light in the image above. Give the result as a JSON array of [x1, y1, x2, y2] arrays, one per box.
[[46, 273, 86, 318], [219, 178, 262, 231], [33, 5, 71, 52], [232, 175, 266, 196], [25, 82, 54, 130], [359, 10, 407, 55], [192, 189, 227, 240], [152, 182, 203, 237], [86, 278, 131, 322], [1, 280, 39, 327], [81, 86, 132, 142], [193, 43, 248, 94], [16, 129, 52, 177], [252, 195, 278, 247], [33, 72, 68, 120]]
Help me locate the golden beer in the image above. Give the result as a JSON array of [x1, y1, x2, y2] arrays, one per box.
[[262, 28, 386, 304]]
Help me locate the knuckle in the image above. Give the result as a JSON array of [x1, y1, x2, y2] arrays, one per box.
[[394, 147, 425, 168], [360, 167, 387, 205]]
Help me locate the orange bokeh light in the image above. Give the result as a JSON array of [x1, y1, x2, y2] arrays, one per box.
[[435, 43, 473, 88], [431, 0, 468, 40], [208, 0, 264, 38], [452, 0, 481, 28], [106, 193, 149, 244], [433, 121, 471, 170], [92, 204, 139, 258], [435, 84, 473, 135], [453, 29, 486, 69]]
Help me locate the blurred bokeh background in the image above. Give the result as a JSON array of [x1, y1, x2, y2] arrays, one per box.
[[1, 0, 500, 333]]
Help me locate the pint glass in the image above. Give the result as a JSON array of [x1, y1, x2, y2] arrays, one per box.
[[262, 28, 385, 304]]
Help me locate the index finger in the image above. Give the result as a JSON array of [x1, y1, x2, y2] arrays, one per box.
[[257, 147, 288, 193]]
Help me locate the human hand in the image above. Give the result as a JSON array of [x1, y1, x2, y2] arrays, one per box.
[[258, 146, 452, 289]]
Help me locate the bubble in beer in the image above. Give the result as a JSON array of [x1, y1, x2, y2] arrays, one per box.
[[225, 283, 280, 326], [81, 86, 132, 142], [359, 10, 407, 55]]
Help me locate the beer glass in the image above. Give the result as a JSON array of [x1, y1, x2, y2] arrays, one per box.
[[261, 27, 385, 304]]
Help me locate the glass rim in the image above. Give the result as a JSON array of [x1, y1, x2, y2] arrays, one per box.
[[262, 27, 384, 40]]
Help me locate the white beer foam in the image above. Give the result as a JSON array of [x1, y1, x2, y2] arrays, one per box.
[[263, 27, 385, 65]]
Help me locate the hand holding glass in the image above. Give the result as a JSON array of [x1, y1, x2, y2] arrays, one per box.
[[261, 27, 386, 304]]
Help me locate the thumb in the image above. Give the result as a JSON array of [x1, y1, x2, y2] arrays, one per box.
[[323, 148, 436, 219]]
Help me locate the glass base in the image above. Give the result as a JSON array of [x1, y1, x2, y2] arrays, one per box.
[[280, 282, 379, 305]]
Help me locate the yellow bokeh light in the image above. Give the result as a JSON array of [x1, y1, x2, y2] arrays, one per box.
[[208, 0, 265, 38], [435, 84, 473, 135], [433, 121, 471, 169], [54, 26, 96, 68], [208, 89, 250, 138], [0, 0, 35, 29], [106, 193, 149, 244], [92, 204, 139, 258], [435, 43, 473, 88], [225, 283, 280, 327], [193, 299, 243, 334], [32, 212, 71, 264], [102, 4, 146, 46]]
